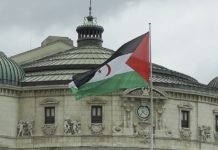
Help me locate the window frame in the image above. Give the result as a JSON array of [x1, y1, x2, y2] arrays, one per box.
[[215, 115, 218, 132], [178, 104, 192, 130], [44, 106, 55, 124], [213, 110, 218, 133], [91, 105, 103, 123], [181, 110, 190, 128]]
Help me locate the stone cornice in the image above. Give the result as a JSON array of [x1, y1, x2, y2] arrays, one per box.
[[1, 84, 217, 106], [162, 87, 218, 98], [162, 87, 218, 105], [0, 84, 21, 91], [0, 84, 21, 97]]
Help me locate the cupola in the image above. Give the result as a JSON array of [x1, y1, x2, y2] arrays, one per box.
[[0, 51, 25, 86], [208, 76, 218, 89], [76, 0, 104, 47]]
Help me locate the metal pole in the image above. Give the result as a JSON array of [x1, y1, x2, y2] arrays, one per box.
[[149, 23, 154, 150]]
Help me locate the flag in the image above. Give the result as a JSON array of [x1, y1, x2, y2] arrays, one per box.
[[69, 32, 150, 99]]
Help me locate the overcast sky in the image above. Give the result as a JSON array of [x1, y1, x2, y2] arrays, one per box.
[[0, 0, 217, 84]]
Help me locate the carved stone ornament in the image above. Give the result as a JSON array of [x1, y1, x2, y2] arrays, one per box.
[[41, 124, 56, 136], [156, 101, 166, 130], [122, 87, 166, 98], [122, 100, 134, 128], [180, 128, 192, 139], [199, 125, 211, 142], [214, 132, 218, 140], [178, 103, 193, 110], [123, 88, 148, 96], [89, 123, 104, 135], [40, 98, 59, 106], [138, 128, 151, 143], [87, 97, 107, 105], [17, 120, 34, 137], [112, 123, 123, 134], [64, 119, 81, 135]]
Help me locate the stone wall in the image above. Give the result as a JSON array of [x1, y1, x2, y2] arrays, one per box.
[[1, 86, 218, 149], [0, 95, 18, 137]]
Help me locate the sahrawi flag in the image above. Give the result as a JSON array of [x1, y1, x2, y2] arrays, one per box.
[[69, 32, 150, 99]]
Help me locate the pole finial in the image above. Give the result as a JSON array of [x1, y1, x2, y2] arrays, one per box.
[[89, 0, 92, 16]]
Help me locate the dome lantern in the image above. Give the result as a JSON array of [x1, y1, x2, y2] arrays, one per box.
[[76, 0, 104, 47]]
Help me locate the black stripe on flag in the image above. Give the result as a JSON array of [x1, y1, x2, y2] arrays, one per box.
[[73, 33, 147, 88]]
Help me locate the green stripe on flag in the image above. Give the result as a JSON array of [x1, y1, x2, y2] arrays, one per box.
[[71, 71, 148, 100]]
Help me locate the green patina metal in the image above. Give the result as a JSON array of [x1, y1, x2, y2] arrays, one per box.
[[0, 51, 25, 86], [208, 76, 218, 89]]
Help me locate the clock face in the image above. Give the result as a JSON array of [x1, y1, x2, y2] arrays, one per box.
[[137, 106, 150, 119]]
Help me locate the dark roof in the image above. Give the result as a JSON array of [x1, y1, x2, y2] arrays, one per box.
[[20, 44, 209, 92], [21, 46, 113, 86]]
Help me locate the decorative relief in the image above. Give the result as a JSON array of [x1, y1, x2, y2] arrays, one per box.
[[156, 101, 165, 130], [123, 87, 166, 98], [87, 97, 107, 105], [138, 128, 151, 143], [40, 98, 59, 106], [214, 132, 218, 140], [180, 128, 192, 139], [123, 88, 148, 96], [122, 99, 134, 128], [178, 103, 193, 110], [89, 123, 104, 135], [17, 120, 34, 137], [64, 119, 81, 135], [41, 124, 56, 136], [199, 125, 211, 142], [112, 123, 123, 134]]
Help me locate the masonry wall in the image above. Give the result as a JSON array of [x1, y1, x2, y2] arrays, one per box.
[[0, 94, 18, 148], [1, 87, 218, 150]]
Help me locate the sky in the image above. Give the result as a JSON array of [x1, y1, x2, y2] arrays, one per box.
[[0, 0, 217, 84]]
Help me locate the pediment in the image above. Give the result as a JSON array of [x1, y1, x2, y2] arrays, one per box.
[[178, 103, 193, 110], [40, 98, 59, 106], [122, 87, 167, 99], [87, 97, 107, 105]]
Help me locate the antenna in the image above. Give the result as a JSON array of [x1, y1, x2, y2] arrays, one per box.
[[89, 0, 92, 16]]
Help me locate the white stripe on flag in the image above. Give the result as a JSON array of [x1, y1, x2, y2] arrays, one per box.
[[88, 53, 133, 83]]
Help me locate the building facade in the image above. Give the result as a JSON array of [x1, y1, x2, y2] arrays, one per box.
[[0, 10, 218, 150]]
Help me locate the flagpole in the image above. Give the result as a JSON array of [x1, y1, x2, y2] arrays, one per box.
[[149, 23, 154, 150]]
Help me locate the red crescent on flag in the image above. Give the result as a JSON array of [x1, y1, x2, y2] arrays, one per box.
[[105, 64, 111, 76]]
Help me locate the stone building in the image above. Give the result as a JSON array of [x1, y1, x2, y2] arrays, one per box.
[[1, 7, 218, 150]]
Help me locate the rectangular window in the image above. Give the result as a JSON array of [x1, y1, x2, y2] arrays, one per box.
[[91, 106, 102, 123], [216, 115, 218, 132], [181, 110, 189, 128], [45, 107, 55, 124]]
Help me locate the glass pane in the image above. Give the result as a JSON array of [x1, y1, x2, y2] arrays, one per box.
[[184, 112, 187, 120], [182, 111, 189, 121], [216, 116, 218, 125], [51, 108, 55, 116], [181, 111, 189, 128], [92, 107, 96, 116], [46, 109, 50, 117], [97, 107, 101, 116]]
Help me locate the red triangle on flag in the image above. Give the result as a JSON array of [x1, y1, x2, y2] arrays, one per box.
[[126, 33, 150, 81]]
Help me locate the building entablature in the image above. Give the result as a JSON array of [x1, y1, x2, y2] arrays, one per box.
[[0, 84, 21, 97], [163, 87, 218, 105]]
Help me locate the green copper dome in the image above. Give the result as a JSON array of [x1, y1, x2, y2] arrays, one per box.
[[208, 76, 218, 89], [0, 51, 25, 86]]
